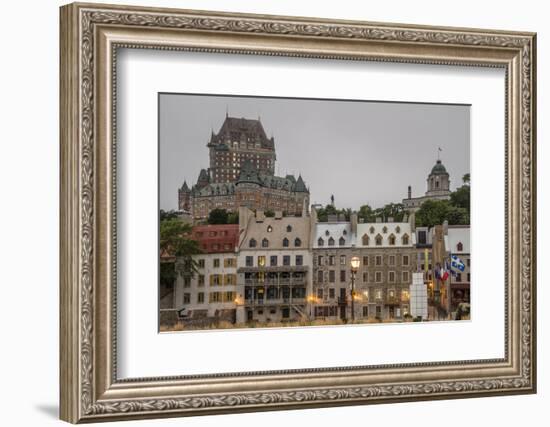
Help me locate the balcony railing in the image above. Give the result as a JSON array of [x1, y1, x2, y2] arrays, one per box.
[[245, 297, 306, 306], [244, 278, 306, 286]]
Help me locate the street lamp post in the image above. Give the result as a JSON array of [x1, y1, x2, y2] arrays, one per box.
[[350, 256, 360, 322]]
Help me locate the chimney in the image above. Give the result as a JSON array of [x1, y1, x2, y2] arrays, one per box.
[[376, 217, 382, 223], [409, 211, 416, 232], [350, 212, 358, 235], [274, 210, 283, 219], [408, 185, 412, 199], [443, 220, 449, 235], [256, 210, 265, 222], [388, 216, 394, 223]]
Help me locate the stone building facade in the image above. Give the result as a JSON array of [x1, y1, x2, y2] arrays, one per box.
[[174, 224, 239, 326], [235, 206, 313, 324], [178, 115, 309, 221], [445, 225, 471, 314], [403, 159, 452, 211]]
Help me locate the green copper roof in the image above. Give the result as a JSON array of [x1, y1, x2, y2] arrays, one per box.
[[430, 160, 448, 175]]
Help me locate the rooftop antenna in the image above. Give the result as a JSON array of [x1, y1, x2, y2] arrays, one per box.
[[437, 146, 442, 161]]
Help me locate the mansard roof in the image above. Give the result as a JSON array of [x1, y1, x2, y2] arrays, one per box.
[[210, 116, 274, 150], [295, 175, 308, 192]]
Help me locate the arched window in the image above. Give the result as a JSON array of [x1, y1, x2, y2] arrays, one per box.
[[328, 237, 335, 246], [382, 226, 388, 234], [375, 234, 383, 246], [294, 238, 302, 247], [362, 234, 369, 246], [249, 238, 257, 248], [325, 230, 330, 236], [389, 234, 396, 245], [457, 242, 463, 252], [286, 225, 292, 232], [402, 234, 409, 245], [267, 225, 273, 233], [343, 229, 347, 235], [317, 237, 324, 247], [262, 238, 269, 248], [282, 238, 289, 247], [395, 226, 401, 233], [339, 237, 346, 246], [370, 226, 375, 234]]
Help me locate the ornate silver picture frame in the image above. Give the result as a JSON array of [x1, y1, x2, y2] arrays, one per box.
[[60, 2, 536, 423]]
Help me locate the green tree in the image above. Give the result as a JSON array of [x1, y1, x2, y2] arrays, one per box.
[[447, 206, 470, 225], [462, 173, 470, 185], [358, 204, 375, 223], [160, 209, 179, 221], [208, 208, 229, 224], [264, 209, 275, 218], [159, 219, 201, 285], [227, 211, 239, 224], [415, 200, 451, 227], [450, 185, 470, 210]]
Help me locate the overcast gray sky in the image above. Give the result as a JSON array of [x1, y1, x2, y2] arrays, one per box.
[[159, 94, 470, 211]]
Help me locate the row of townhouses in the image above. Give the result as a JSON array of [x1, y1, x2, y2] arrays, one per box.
[[171, 205, 470, 326]]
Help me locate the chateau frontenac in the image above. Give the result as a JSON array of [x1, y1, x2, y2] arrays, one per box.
[[178, 115, 310, 221]]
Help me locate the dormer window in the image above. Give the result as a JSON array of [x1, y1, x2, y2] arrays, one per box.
[[262, 238, 269, 248], [402, 234, 410, 245], [375, 234, 383, 246], [328, 237, 335, 246], [267, 225, 273, 233], [339, 237, 346, 246], [283, 238, 289, 247], [249, 238, 257, 248], [395, 226, 401, 233], [382, 226, 388, 234], [362, 234, 369, 246], [370, 226, 375, 234], [343, 230, 347, 235], [286, 225, 292, 232], [389, 234, 396, 246], [457, 242, 463, 252], [294, 238, 302, 247], [317, 237, 324, 247], [325, 230, 330, 236]]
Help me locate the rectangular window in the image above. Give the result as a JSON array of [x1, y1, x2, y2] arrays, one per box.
[[375, 289, 382, 300], [375, 271, 382, 282], [328, 255, 336, 266], [224, 274, 236, 286], [388, 271, 395, 282], [197, 292, 204, 303], [375, 255, 382, 266], [340, 255, 346, 265], [389, 255, 395, 266], [224, 291, 235, 302], [210, 274, 221, 286], [283, 255, 291, 266], [456, 273, 462, 282], [224, 258, 236, 268], [317, 288, 323, 299], [209, 292, 221, 303], [329, 288, 335, 299], [245, 256, 253, 267], [183, 277, 191, 288], [270, 255, 278, 266], [418, 230, 427, 245], [340, 270, 346, 282], [363, 272, 369, 283], [363, 256, 369, 266], [467, 273, 471, 282], [296, 255, 303, 266], [318, 255, 324, 266], [183, 293, 191, 304], [329, 270, 336, 283], [362, 306, 369, 317], [402, 255, 410, 266], [213, 258, 220, 268], [317, 270, 324, 283], [258, 256, 266, 267], [198, 274, 205, 287], [402, 271, 410, 283], [198, 259, 205, 269], [467, 258, 471, 267]]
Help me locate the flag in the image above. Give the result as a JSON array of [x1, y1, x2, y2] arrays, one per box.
[[450, 255, 465, 272], [440, 260, 450, 281]]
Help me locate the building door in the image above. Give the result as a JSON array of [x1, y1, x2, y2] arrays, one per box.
[[247, 310, 253, 322]]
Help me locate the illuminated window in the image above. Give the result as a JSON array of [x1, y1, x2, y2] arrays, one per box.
[[258, 256, 266, 267]]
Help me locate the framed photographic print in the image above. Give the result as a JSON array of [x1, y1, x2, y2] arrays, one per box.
[[60, 2, 537, 423]]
